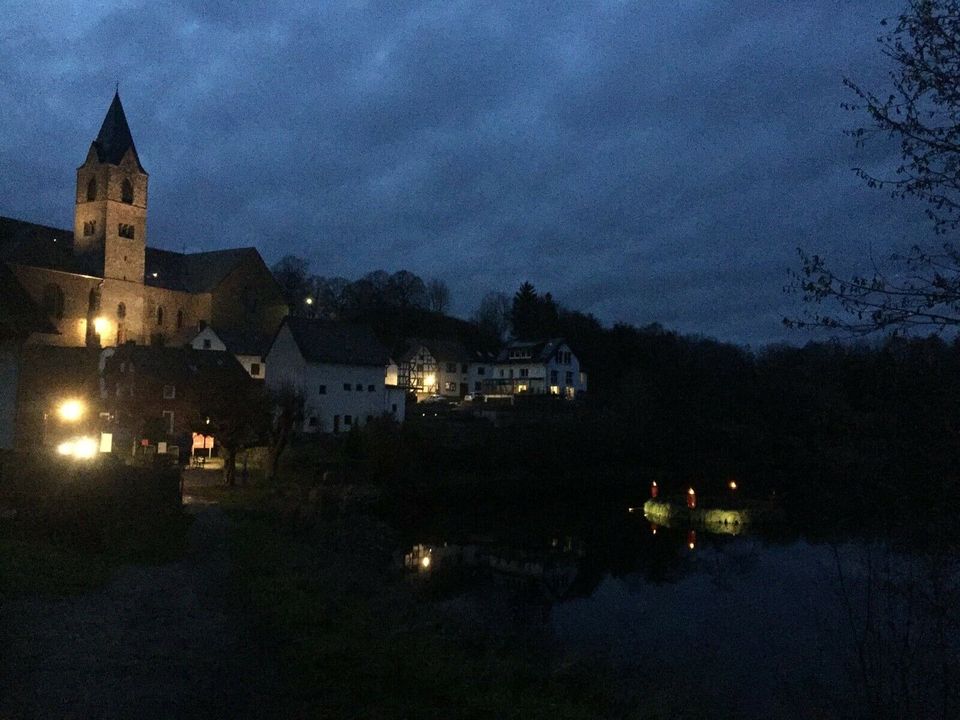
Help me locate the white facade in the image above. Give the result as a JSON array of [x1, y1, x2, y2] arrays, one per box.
[[266, 324, 404, 433], [489, 341, 587, 398]]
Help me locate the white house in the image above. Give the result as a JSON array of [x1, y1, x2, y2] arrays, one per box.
[[398, 338, 496, 400], [189, 325, 268, 379], [485, 338, 587, 399], [265, 317, 404, 433]]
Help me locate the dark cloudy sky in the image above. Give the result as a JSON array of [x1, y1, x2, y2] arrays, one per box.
[[0, 0, 932, 345]]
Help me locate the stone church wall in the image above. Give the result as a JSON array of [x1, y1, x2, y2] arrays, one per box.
[[12, 264, 102, 347]]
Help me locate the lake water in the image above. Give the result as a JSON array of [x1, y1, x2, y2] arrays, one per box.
[[402, 513, 959, 719]]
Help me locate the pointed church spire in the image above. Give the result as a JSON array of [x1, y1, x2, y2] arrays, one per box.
[[91, 92, 145, 172]]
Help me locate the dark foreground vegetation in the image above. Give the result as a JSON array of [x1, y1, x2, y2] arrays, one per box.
[[0, 452, 188, 595]]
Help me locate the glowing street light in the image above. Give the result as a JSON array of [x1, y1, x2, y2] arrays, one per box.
[[305, 297, 314, 305], [728, 480, 738, 491], [57, 399, 86, 423]]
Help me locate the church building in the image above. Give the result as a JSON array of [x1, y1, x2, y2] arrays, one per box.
[[0, 93, 287, 350]]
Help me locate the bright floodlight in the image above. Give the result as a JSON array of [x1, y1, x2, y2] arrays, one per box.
[[57, 399, 86, 422], [305, 297, 314, 305], [56, 440, 75, 456], [93, 316, 109, 336], [72, 437, 98, 459], [420, 555, 431, 569]]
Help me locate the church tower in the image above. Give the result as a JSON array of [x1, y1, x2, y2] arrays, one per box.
[[74, 92, 148, 283]]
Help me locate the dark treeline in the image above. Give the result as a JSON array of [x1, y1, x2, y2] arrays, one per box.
[[271, 257, 960, 529]]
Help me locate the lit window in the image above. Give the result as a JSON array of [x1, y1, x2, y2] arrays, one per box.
[[163, 385, 176, 399], [445, 382, 456, 391]]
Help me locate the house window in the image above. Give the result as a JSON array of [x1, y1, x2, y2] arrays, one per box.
[[446, 362, 456, 373], [343, 383, 351, 391], [176, 309, 184, 329], [462, 364, 468, 373], [163, 385, 176, 399], [499, 369, 504, 377], [367, 384, 375, 392], [42, 283, 65, 320], [474, 381, 481, 391], [162, 410, 174, 434], [509, 369, 514, 378], [445, 382, 456, 391], [250, 363, 261, 376], [519, 368, 529, 378], [118, 223, 135, 239], [203, 339, 212, 349], [344, 415, 353, 425], [117, 302, 126, 319], [308, 416, 318, 427], [566, 371, 573, 384], [550, 370, 558, 384], [391, 404, 398, 414], [86, 177, 97, 201], [416, 363, 424, 372], [318, 385, 327, 394], [121, 179, 134, 204], [156, 306, 164, 326], [477, 366, 485, 375], [356, 384, 364, 391]]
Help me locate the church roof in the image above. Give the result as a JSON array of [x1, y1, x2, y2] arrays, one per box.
[[282, 317, 390, 367], [0, 263, 57, 338], [144, 247, 262, 293], [91, 92, 145, 172], [0, 216, 100, 276]]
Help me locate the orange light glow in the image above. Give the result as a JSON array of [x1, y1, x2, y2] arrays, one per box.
[[728, 480, 738, 490]]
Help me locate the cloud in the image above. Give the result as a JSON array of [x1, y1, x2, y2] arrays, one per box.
[[0, 0, 925, 345]]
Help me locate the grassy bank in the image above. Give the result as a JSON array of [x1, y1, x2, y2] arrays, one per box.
[[0, 453, 190, 595]]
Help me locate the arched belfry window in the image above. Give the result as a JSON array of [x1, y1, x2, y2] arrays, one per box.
[[86, 177, 97, 202], [157, 306, 164, 326], [42, 283, 64, 320], [117, 302, 126, 319], [121, 178, 134, 204]]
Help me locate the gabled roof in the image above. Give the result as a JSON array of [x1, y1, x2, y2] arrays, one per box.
[[0, 263, 57, 339], [195, 325, 272, 357], [283, 317, 390, 367], [90, 92, 145, 172], [399, 337, 496, 365], [144, 247, 261, 293], [103, 345, 251, 386], [495, 338, 568, 364]]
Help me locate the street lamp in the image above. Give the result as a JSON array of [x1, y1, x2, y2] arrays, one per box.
[[57, 399, 86, 423]]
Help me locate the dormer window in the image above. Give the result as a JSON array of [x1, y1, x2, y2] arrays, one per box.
[[121, 178, 134, 204], [86, 177, 97, 201]]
